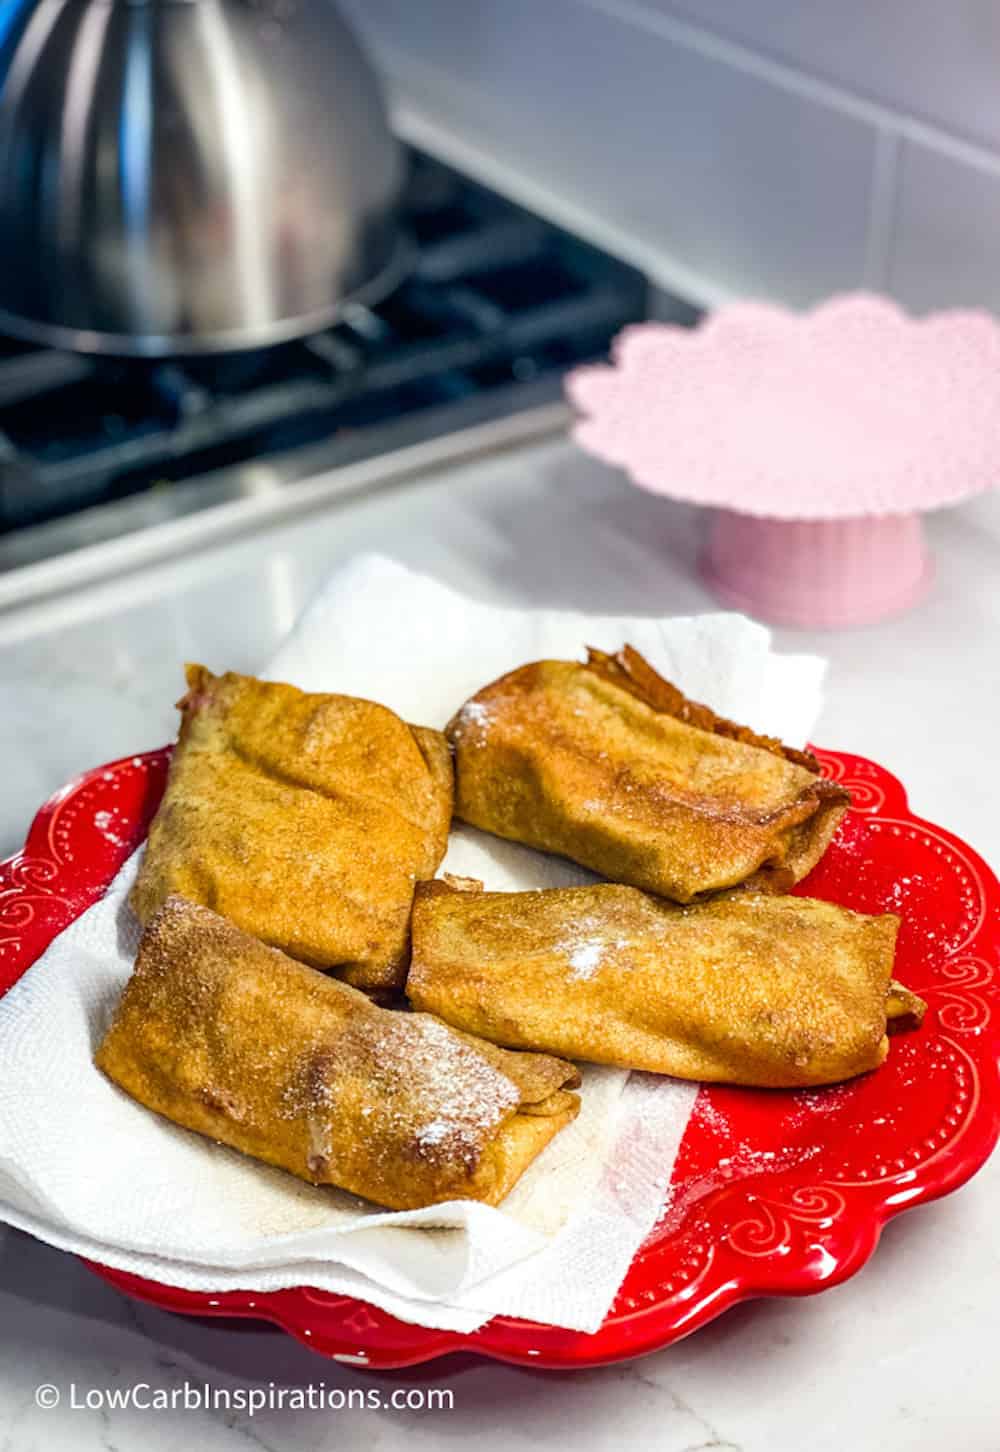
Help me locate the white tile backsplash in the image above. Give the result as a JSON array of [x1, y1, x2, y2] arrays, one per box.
[[343, 0, 1000, 315], [636, 0, 1000, 151], [888, 140, 1000, 313]]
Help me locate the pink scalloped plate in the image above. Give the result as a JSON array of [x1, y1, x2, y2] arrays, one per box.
[[1, 748, 998, 1369], [567, 295, 1000, 520], [566, 294, 1000, 626]]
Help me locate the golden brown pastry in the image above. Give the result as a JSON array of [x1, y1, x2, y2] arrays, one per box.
[[446, 645, 849, 903], [408, 879, 924, 1088], [96, 897, 581, 1211], [130, 665, 454, 993]]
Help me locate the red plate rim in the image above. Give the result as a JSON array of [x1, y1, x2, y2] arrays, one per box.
[[1, 745, 998, 1370]]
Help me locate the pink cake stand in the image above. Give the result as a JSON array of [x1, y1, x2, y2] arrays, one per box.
[[567, 294, 1000, 628]]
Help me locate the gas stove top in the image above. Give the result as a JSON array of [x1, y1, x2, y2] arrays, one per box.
[[0, 149, 656, 577]]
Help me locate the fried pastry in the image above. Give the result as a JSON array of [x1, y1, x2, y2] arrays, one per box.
[[130, 665, 454, 993], [408, 879, 924, 1088], [96, 897, 581, 1211], [446, 645, 849, 902]]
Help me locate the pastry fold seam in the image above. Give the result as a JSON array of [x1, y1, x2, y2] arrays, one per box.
[[97, 897, 581, 1211]]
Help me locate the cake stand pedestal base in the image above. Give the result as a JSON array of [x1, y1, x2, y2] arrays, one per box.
[[700, 510, 933, 629]]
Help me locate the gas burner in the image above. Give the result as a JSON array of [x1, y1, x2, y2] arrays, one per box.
[[0, 150, 652, 565]]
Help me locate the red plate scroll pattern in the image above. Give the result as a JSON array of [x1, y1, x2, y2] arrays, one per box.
[[1, 747, 998, 1369]]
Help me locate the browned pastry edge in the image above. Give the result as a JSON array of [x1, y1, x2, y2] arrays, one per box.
[[409, 880, 918, 1085], [584, 645, 852, 869], [98, 895, 582, 1209], [584, 645, 828, 775], [440, 873, 485, 893], [176, 662, 211, 737], [148, 663, 454, 994], [886, 979, 928, 1034]]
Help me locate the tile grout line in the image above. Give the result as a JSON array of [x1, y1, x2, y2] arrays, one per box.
[[374, 39, 743, 306], [391, 96, 736, 309], [372, 9, 1000, 308], [578, 0, 1000, 181], [576, 0, 918, 127], [365, 0, 1000, 184]]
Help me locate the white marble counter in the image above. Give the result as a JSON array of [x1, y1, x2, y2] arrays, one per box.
[[2, 436, 999, 1450]]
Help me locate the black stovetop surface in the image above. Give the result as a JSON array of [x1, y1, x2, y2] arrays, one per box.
[[0, 150, 650, 534]]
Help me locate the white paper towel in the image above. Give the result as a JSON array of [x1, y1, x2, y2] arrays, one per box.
[[0, 555, 827, 1333]]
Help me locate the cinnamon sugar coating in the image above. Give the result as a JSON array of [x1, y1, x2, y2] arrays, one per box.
[[446, 647, 849, 903], [409, 879, 921, 1088], [96, 897, 580, 1210], [130, 665, 454, 992]]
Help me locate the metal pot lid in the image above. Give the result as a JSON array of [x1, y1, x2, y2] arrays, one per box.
[[0, 0, 407, 355]]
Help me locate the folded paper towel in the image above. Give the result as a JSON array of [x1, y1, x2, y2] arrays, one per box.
[[0, 555, 827, 1334]]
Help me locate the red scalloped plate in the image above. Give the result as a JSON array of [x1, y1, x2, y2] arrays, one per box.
[[1, 747, 999, 1369]]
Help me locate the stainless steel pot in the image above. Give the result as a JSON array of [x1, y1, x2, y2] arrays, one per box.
[[0, 0, 407, 355]]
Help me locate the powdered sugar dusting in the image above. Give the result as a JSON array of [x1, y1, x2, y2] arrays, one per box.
[[884, 872, 926, 913], [281, 1012, 522, 1172], [415, 1117, 453, 1149], [453, 698, 496, 748], [459, 700, 492, 728], [371, 1015, 521, 1166], [93, 809, 126, 848], [555, 914, 634, 981], [653, 1140, 822, 1238], [692, 1094, 732, 1137], [568, 940, 604, 980]]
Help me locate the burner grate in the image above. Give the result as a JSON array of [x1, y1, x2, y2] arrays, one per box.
[[0, 150, 649, 535]]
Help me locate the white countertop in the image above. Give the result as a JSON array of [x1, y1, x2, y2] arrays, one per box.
[[2, 435, 999, 1450]]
